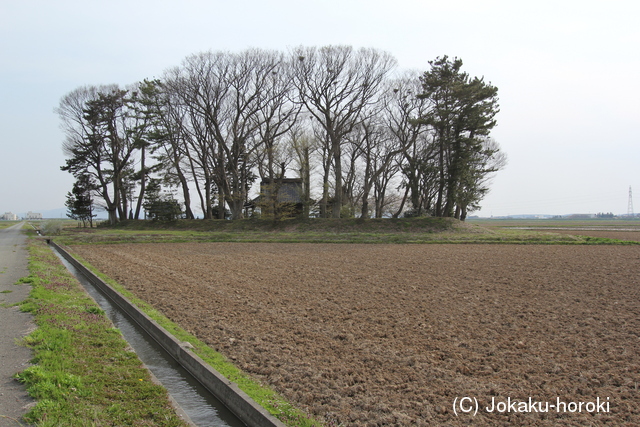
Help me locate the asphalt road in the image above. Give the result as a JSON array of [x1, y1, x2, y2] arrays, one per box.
[[0, 222, 34, 426]]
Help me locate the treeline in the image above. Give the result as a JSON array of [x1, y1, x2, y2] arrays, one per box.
[[59, 46, 505, 225]]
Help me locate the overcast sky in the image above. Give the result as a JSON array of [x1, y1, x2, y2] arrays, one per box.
[[1, 0, 638, 218]]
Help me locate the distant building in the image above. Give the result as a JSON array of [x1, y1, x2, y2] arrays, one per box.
[[567, 214, 596, 219], [2, 212, 18, 221], [25, 211, 43, 220], [252, 178, 305, 218]]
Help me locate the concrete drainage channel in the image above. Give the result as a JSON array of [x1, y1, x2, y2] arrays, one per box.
[[48, 240, 285, 427]]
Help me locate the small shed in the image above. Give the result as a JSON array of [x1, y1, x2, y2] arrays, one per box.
[[256, 178, 304, 218]]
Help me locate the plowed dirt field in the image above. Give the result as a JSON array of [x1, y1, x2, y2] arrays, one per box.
[[68, 242, 640, 426]]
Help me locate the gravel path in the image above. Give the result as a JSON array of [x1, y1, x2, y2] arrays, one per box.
[[0, 222, 34, 427]]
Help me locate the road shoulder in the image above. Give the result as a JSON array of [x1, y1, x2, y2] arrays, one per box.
[[0, 222, 35, 426]]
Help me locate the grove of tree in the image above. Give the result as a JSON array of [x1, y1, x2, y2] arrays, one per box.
[[59, 46, 506, 224]]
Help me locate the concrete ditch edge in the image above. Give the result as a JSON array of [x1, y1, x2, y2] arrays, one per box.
[[49, 240, 286, 427]]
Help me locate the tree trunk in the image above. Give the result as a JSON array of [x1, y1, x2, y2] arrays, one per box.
[[217, 192, 225, 219], [320, 148, 331, 218], [301, 146, 311, 219], [435, 139, 446, 217], [332, 142, 342, 218], [393, 185, 410, 219], [134, 146, 146, 220], [178, 171, 194, 219]]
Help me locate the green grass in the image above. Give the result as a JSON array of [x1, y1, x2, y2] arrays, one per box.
[[468, 217, 640, 229], [52, 217, 639, 246], [106, 217, 456, 232], [14, 236, 189, 427], [0, 221, 21, 230]]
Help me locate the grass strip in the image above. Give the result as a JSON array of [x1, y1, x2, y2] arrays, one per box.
[[54, 228, 638, 246], [47, 217, 639, 246], [66, 249, 322, 427], [14, 236, 188, 427]]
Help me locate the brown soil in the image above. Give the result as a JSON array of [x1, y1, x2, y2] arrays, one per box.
[[68, 242, 640, 426]]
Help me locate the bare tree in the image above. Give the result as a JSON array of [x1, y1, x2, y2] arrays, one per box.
[[348, 102, 409, 218], [164, 49, 303, 219], [143, 79, 196, 219], [165, 51, 231, 219], [216, 50, 267, 219], [288, 124, 318, 218], [341, 138, 364, 217], [383, 72, 434, 217], [251, 52, 301, 219], [309, 120, 334, 218], [292, 46, 397, 218]]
